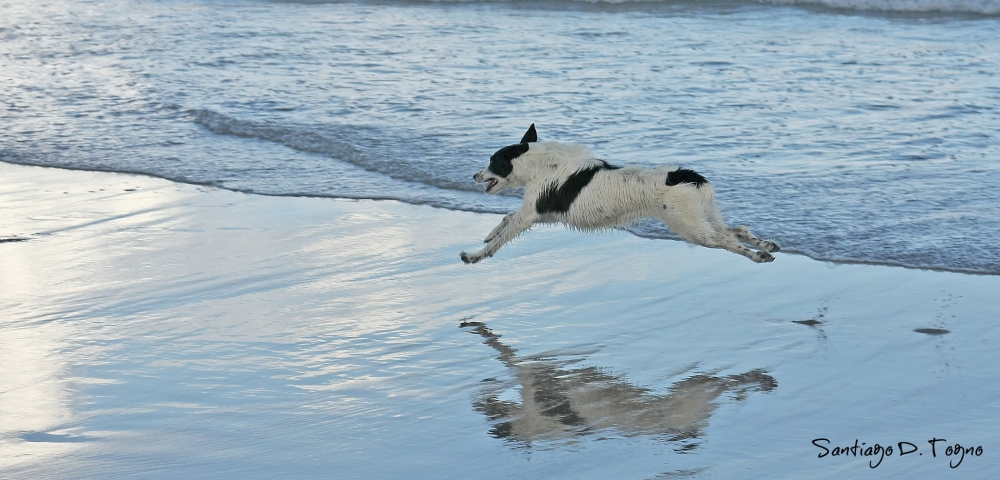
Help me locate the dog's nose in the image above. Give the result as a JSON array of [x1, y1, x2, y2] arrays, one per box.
[[472, 173, 478, 181]]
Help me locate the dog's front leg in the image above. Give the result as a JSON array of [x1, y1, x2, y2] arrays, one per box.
[[484, 213, 514, 243], [461, 211, 535, 264]]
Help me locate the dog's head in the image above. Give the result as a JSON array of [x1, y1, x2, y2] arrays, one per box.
[[473, 124, 537, 194]]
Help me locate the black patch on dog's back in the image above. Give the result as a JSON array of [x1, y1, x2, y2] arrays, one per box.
[[536, 164, 612, 214], [665, 168, 708, 188], [489, 143, 529, 178]]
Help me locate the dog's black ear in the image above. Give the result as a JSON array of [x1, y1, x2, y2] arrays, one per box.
[[520, 124, 537, 144]]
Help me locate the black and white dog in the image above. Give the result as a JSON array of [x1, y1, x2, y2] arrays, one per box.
[[460, 124, 780, 264]]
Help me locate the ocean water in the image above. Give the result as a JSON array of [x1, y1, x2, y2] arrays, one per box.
[[2, 0, 999, 273]]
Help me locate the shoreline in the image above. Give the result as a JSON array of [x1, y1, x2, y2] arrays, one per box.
[[3, 160, 995, 277], [2, 161, 999, 478]]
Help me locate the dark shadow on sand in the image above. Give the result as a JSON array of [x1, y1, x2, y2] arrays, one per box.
[[915, 328, 950, 336], [21, 432, 95, 443]]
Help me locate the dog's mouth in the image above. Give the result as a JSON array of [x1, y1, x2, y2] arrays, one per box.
[[484, 178, 498, 192]]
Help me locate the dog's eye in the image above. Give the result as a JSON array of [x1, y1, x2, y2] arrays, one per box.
[[489, 155, 513, 177]]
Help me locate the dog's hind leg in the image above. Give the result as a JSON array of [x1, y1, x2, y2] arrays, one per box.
[[698, 228, 774, 263], [657, 205, 773, 263], [728, 225, 781, 253], [725, 236, 775, 263], [703, 202, 780, 254], [462, 209, 535, 264], [704, 228, 774, 263]]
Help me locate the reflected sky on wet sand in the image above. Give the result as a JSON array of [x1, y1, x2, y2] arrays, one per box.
[[2, 164, 1000, 478]]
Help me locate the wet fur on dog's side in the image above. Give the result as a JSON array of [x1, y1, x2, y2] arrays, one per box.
[[461, 124, 780, 264]]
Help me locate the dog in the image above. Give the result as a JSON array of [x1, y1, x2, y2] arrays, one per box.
[[460, 124, 780, 264]]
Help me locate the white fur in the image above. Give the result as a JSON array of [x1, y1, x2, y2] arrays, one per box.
[[461, 139, 780, 264]]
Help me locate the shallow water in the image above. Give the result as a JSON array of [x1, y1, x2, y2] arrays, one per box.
[[3, 164, 999, 478], [2, 0, 999, 273]]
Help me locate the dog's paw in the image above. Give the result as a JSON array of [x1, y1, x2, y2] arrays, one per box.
[[753, 251, 775, 263], [460, 252, 482, 264], [763, 240, 781, 253]]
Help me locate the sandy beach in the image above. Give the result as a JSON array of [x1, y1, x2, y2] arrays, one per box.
[[2, 161, 998, 478]]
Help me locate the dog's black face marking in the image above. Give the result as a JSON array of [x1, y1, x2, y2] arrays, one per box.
[[665, 168, 708, 188], [482, 124, 538, 180], [488, 143, 529, 178], [536, 164, 612, 214]]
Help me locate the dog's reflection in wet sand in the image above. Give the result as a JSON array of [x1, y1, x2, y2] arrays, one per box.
[[463, 321, 776, 447]]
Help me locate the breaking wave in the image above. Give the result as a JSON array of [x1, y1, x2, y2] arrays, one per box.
[[276, 0, 1000, 15], [759, 0, 1000, 14], [188, 108, 484, 193]]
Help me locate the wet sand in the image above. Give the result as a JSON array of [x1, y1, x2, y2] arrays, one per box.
[[2, 162, 998, 478]]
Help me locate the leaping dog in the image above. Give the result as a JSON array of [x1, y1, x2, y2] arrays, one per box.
[[460, 124, 779, 264]]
